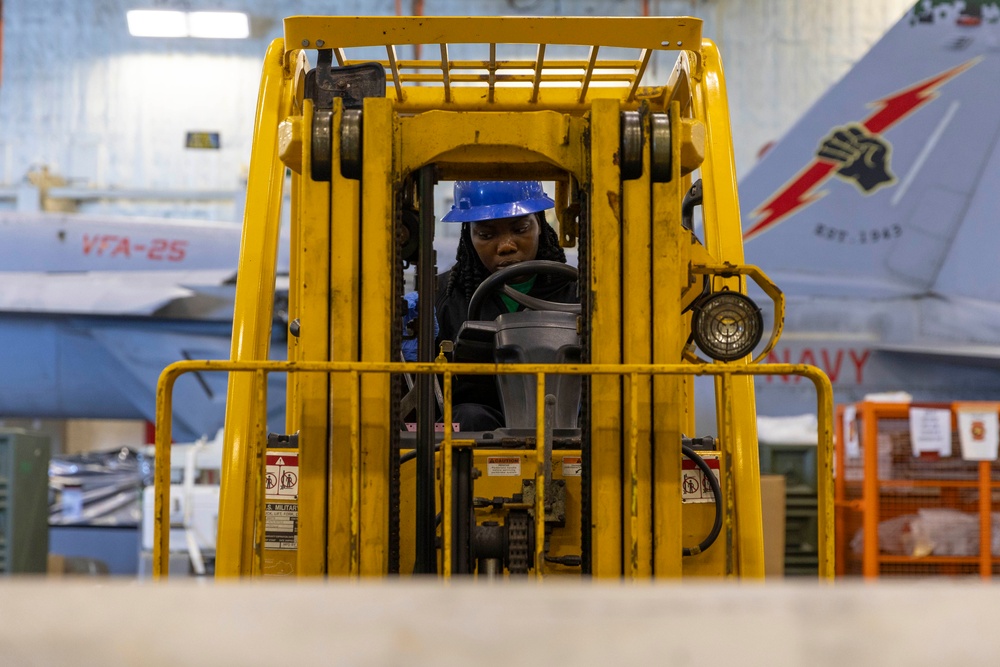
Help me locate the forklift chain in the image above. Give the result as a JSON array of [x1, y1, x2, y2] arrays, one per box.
[[506, 511, 531, 575], [387, 176, 407, 574]]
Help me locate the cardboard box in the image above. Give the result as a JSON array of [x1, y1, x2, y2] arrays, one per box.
[[47, 553, 109, 576], [760, 474, 786, 577]]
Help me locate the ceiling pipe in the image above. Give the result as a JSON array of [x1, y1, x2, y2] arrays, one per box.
[[413, 0, 424, 60]]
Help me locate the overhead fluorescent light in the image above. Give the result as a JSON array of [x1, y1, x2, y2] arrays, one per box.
[[127, 10, 187, 38], [126, 9, 250, 39], [188, 12, 250, 39]]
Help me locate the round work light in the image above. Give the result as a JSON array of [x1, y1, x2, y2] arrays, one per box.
[[690, 292, 763, 362]]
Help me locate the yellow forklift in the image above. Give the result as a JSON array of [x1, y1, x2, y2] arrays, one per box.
[[153, 15, 834, 580]]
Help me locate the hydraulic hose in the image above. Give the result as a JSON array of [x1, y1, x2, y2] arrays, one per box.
[[399, 442, 442, 465], [681, 443, 723, 557]]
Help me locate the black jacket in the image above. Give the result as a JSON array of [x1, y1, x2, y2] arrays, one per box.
[[435, 269, 578, 416]]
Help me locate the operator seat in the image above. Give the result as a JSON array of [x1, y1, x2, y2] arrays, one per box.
[[454, 310, 581, 430]]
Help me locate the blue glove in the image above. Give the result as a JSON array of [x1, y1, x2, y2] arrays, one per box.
[[401, 291, 438, 361]]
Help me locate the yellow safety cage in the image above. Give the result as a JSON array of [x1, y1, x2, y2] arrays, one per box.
[[153, 15, 834, 580]]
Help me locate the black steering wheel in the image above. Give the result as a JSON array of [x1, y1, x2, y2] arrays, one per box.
[[467, 259, 580, 320]]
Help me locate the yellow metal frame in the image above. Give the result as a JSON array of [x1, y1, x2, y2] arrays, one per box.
[[169, 15, 836, 581], [154, 359, 836, 580]]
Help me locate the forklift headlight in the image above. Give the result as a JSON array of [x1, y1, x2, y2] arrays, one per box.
[[691, 292, 763, 362]]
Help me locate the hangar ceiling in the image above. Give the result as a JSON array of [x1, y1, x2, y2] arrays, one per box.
[[0, 0, 913, 220]]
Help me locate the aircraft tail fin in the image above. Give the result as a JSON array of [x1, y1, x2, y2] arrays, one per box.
[[739, 2, 1000, 303]]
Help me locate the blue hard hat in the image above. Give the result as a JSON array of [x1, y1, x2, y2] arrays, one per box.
[[441, 180, 555, 223]]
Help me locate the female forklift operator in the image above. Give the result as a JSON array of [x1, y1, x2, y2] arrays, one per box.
[[435, 180, 578, 431]]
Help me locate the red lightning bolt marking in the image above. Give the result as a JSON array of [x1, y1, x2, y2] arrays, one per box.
[[744, 58, 980, 241]]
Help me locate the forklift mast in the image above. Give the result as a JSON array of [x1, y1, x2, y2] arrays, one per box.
[[153, 15, 835, 580]]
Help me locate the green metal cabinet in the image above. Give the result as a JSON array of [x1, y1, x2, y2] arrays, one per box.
[[759, 441, 819, 576], [0, 429, 51, 574]]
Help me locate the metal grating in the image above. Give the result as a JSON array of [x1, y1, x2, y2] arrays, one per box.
[[284, 16, 702, 110]]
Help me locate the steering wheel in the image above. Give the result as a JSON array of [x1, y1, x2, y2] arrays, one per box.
[[467, 259, 580, 320]]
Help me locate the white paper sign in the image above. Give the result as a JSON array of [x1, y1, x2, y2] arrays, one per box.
[[843, 404, 860, 459], [956, 405, 999, 461], [908, 407, 952, 457]]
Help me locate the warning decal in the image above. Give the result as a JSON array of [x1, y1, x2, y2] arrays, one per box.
[[265, 451, 299, 500], [486, 456, 522, 477], [561, 456, 582, 477], [265, 502, 298, 550], [681, 455, 720, 504]]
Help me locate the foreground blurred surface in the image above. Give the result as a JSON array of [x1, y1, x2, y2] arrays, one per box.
[[0, 579, 997, 665]]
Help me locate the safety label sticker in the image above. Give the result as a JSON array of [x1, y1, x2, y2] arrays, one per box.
[[681, 454, 720, 504], [265, 502, 298, 550], [486, 456, 522, 477], [265, 451, 299, 500], [561, 456, 582, 477]]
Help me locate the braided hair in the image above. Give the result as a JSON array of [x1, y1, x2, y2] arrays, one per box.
[[444, 212, 567, 300]]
